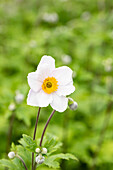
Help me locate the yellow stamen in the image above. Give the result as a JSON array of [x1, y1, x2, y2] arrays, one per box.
[[42, 77, 58, 94]]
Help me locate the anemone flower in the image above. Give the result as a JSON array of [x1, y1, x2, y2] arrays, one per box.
[[27, 55, 75, 112]]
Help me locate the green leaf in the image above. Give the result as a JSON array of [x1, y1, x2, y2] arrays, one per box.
[[11, 143, 17, 152], [44, 153, 78, 168], [13, 158, 25, 170], [0, 159, 17, 170], [44, 158, 60, 168], [43, 133, 62, 155], [19, 134, 37, 152], [48, 153, 78, 161], [16, 145, 31, 168]]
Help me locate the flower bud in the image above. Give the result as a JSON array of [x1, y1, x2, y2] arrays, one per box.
[[8, 103, 16, 111], [69, 101, 78, 110], [42, 148, 47, 154], [35, 148, 40, 153], [68, 97, 78, 110], [35, 154, 45, 164], [8, 152, 15, 159], [15, 91, 24, 104]]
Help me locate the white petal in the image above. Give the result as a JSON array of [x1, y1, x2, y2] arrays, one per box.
[[27, 72, 42, 92], [56, 82, 75, 96], [38, 55, 55, 71], [36, 63, 54, 82], [27, 89, 53, 107], [52, 66, 73, 85], [50, 93, 68, 112]]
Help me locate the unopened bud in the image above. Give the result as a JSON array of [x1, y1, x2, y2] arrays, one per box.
[[68, 97, 78, 110], [8, 103, 16, 111], [8, 152, 15, 159], [35, 148, 40, 153], [42, 148, 47, 154], [69, 101, 78, 110], [35, 154, 45, 164]]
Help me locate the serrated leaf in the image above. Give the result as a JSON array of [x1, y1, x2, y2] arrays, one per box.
[[19, 134, 37, 152], [44, 153, 78, 169], [43, 133, 62, 155], [11, 143, 17, 152], [16, 145, 31, 168], [0, 159, 17, 170], [47, 153, 78, 161], [44, 159, 60, 168], [13, 158, 25, 170]]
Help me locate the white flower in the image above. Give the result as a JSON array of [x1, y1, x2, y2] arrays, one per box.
[[42, 13, 59, 23], [35, 154, 45, 164], [27, 55, 75, 112], [102, 58, 112, 72], [42, 148, 47, 154], [8, 103, 16, 111], [15, 91, 24, 104], [61, 54, 72, 64], [8, 152, 15, 159], [35, 148, 40, 153]]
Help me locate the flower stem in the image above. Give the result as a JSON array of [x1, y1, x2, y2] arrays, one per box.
[[39, 109, 56, 147], [32, 107, 41, 170], [16, 154, 28, 170], [6, 111, 15, 154]]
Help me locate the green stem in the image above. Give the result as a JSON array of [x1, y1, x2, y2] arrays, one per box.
[[39, 110, 56, 147], [16, 155, 28, 170], [32, 107, 41, 170]]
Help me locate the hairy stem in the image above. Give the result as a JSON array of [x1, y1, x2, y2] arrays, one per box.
[[16, 155, 28, 170], [39, 110, 56, 147], [32, 107, 41, 170]]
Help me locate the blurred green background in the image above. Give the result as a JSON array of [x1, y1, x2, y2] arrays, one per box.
[[0, 0, 113, 169]]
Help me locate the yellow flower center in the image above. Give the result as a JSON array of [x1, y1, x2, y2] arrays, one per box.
[[42, 77, 58, 94]]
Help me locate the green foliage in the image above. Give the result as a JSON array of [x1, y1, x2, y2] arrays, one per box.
[[0, 159, 17, 170], [43, 133, 63, 155], [0, 134, 77, 169], [44, 153, 78, 168], [19, 134, 37, 152]]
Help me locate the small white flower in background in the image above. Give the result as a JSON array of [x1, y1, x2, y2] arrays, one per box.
[[68, 97, 78, 111], [27, 55, 75, 112], [29, 40, 37, 48], [8, 103, 16, 111], [42, 148, 47, 154], [61, 54, 72, 65], [102, 58, 112, 72], [42, 13, 59, 23], [81, 11, 91, 21], [35, 148, 40, 153], [35, 154, 45, 164], [15, 91, 24, 104], [8, 152, 15, 159]]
